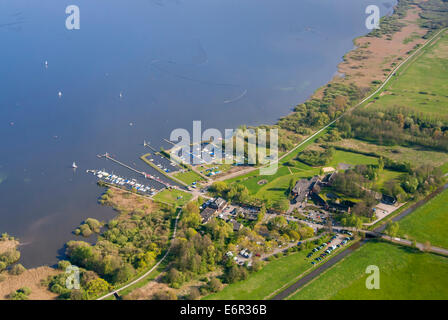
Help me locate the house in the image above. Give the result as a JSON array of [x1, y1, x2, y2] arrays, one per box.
[[200, 207, 217, 224], [381, 194, 397, 205], [210, 197, 227, 211], [291, 179, 312, 203], [291, 176, 321, 204], [231, 220, 242, 232], [244, 211, 259, 221], [311, 192, 327, 208]]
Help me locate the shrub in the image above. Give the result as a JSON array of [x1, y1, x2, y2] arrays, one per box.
[[10, 287, 31, 300], [188, 287, 201, 300], [207, 278, 223, 293], [9, 263, 26, 276], [152, 289, 178, 300], [57, 260, 71, 270]]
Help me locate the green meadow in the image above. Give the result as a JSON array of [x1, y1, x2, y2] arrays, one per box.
[[153, 189, 193, 207], [399, 188, 448, 248], [289, 241, 448, 300], [368, 31, 448, 119], [172, 170, 204, 185], [204, 249, 313, 300]]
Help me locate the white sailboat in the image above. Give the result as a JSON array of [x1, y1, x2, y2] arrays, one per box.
[[72, 162, 78, 169], [58, 91, 63, 98]]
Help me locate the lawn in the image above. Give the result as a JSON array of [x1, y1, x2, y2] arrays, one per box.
[[374, 169, 403, 190], [255, 169, 318, 203], [367, 31, 448, 119], [226, 149, 378, 204], [398, 188, 448, 248], [153, 189, 193, 207], [328, 150, 378, 169], [204, 249, 313, 300], [172, 170, 204, 185], [289, 241, 448, 300]]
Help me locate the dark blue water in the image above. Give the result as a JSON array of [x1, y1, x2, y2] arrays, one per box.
[[0, 0, 395, 267]]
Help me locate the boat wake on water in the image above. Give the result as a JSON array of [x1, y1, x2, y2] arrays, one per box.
[[223, 89, 248, 104], [149, 59, 246, 103]]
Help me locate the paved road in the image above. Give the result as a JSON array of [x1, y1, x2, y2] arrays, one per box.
[[381, 235, 448, 257], [267, 28, 448, 300], [272, 240, 365, 300], [271, 182, 448, 300]]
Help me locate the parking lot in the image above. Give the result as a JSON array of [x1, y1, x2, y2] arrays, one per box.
[[305, 231, 354, 265]]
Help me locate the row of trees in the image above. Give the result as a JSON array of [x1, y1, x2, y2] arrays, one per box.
[[337, 107, 448, 152], [278, 82, 364, 133], [296, 146, 335, 167]]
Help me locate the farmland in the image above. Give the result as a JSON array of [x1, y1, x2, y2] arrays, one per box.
[[289, 241, 448, 300], [399, 188, 448, 248]]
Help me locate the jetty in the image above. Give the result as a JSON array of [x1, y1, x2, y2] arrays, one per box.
[[97, 152, 174, 188]]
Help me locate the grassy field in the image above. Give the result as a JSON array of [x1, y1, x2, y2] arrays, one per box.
[[367, 31, 448, 119], [172, 170, 204, 185], [225, 147, 384, 205], [204, 249, 313, 300], [328, 150, 378, 169], [153, 189, 193, 207], [332, 139, 448, 169], [289, 241, 448, 300], [398, 188, 448, 248], [374, 169, 403, 190], [255, 169, 318, 203]]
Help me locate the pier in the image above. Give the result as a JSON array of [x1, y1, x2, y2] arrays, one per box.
[[97, 152, 174, 189], [143, 140, 159, 153]]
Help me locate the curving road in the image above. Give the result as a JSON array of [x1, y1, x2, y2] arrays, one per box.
[[96, 209, 182, 300]]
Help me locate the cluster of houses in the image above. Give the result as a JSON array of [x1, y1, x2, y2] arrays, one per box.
[[200, 198, 260, 232], [200, 198, 228, 224], [291, 173, 335, 207], [291, 172, 397, 213]]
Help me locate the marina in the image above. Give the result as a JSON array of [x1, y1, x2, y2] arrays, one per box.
[[86, 169, 160, 197], [97, 152, 177, 189]]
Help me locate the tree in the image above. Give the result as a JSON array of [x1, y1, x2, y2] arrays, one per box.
[[57, 260, 71, 270], [210, 181, 229, 196], [153, 289, 178, 300], [10, 287, 31, 300], [188, 287, 200, 300], [182, 202, 202, 229], [165, 268, 185, 289], [385, 221, 399, 237], [113, 263, 135, 283], [207, 278, 223, 293], [85, 278, 110, 297], [9, 263, 26, 275]]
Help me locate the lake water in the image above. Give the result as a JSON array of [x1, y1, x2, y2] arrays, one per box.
[[0, 0, 395, 267]]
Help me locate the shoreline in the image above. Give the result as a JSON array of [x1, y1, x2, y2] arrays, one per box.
[[1, 0, 443, 297]]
